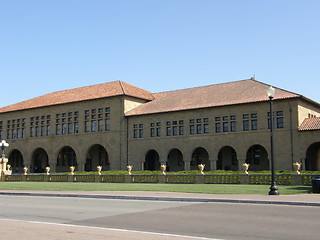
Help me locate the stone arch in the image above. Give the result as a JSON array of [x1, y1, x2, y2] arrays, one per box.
[[305, 142, 320, 171], [8, 149, 24, 173], [217, 146, 238, 171], [31, 148, 49, 173], [167, 148, 184, 172], [85, 144, 110, 172], [191, 147, 210, 171], [56, 146, 77, 172], [246, 145, 269, 171], [144, 150, 160, 171]]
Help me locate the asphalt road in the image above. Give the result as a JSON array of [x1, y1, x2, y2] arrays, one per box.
[[0, 195, 319, 240]]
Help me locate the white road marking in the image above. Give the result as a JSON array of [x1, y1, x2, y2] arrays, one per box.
[[0, 218, 224, 240]]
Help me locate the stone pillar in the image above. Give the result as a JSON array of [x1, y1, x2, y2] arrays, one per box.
[[210, 160, 217, 171], [77, 159, 85, 172], [184, 160, 190, 171]]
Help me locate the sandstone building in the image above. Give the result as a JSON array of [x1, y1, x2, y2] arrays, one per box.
[[0, 79, 320, 173]]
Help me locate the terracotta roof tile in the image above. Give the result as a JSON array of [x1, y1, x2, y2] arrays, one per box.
[[299, 117, 320, 131], [0, 81, 154, 113], [126, 79, 301, 116]]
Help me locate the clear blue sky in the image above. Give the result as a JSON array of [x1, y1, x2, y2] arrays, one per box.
[[1, 0, 320, 107]]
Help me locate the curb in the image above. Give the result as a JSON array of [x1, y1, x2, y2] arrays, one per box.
[[1, 192, 319, 207]]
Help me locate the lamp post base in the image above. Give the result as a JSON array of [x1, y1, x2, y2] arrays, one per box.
[[269, 184, 280, 195]]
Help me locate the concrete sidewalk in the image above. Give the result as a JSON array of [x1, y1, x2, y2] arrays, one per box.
[[0, 190, 319, 207]]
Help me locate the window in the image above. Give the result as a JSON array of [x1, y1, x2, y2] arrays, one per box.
[[139, 129, 143, 138], [133, 124, 143, 138], [156, 122, 161, 137], [166, 121, 171, 136], [190, 125, 195, 135], [215, 122, 221, 133], [91, 121, 96, 132], [197, 124, 202, 134], [179, 125, 184, 135], [166, 127, 171, 136], [223, 122, 229, 132], [68, 123, 73, 134], [243, 113, 257, 131], [172, 126, 178, 136], [268, 111, 284, 129], [62, 123, 67, 135], [98, 120, 103, 132], [105, 119, 110, 131], [276, 111, 284, 128], [150, 123, 155, 137], [216, 115, 236, 133], [243, 120, 249, 131], [150, 128, 155, 137], [230, 121, 236, 132], [204, 124, 209, 134]]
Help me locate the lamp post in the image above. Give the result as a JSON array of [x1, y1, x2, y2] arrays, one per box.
[[1, 140, 9, 158], [267, 86, 279, 195]]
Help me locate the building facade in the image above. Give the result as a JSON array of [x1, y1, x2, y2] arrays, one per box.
[[1, 79, 320, 173]]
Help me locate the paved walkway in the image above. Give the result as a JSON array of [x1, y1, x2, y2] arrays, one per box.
[[0, 190, 319, 207]]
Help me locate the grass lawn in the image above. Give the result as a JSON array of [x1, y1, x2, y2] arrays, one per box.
[[0, 182, 312, 195]]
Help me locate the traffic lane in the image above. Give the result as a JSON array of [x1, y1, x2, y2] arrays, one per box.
[[69, 202, 320, 240], [0, 195, 195, 223]]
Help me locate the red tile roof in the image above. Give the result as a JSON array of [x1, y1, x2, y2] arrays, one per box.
[[0, 81, 154, 113], [126, 79, 302, 116], [299, 117, 320, 131]]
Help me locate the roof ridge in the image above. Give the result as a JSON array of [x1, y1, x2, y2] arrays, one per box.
[[153, 78, 257, 95], [118, 80, 126, 95]]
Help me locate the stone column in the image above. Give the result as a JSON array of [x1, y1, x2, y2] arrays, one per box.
[[210, 160, 217, 171], [184, 159, 190, 171]]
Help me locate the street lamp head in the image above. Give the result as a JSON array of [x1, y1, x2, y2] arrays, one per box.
[[267, 86, 275, 99], [1, 140, 9, 158]]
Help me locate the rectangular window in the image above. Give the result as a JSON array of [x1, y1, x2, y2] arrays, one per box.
[[230, 121, 236, 132], [204, 124, 209, 134], [179, 125, 184, 135], [277, 117, 284, 128], [91, 121, 96, 132], [243, 114, 249, 119], [139, 129, 143, 138], [98, 120, 103, 132], [166, 127, 171, 136], [133, 129, 138, 138], [215, 123, 221, 133], [85, 121, 90, 132], [223, 122, 229, 132], [172, 126, 178, 136], [41, 126, 45, 136], [190, 125, 195, 135], [62, 123, 67, 135], [276, 111, 284, 128], [243, 120, 249, 131], [150, 128, 155, 137], [74, 123, 78, 134], [251, 119, 258, 130], [197, 124, 202, 134], [56, 125, 61, 135], [47, 125, 51, 136], [68, 123, 73, 134], [156, 127, 161, 137], [17, 128, 21, 138], [105, 119, 110, 131]]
